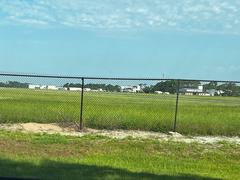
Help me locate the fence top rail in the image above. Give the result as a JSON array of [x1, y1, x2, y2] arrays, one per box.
[[0, 73, 239, 84]]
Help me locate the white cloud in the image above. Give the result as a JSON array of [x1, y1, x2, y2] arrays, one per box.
[[0, 0, 239, 34], [8, 16, 48, 25]]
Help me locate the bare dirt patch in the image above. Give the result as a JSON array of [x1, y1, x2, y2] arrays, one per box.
[[0, 123, 239, 144], [0, 123, 76, 134]]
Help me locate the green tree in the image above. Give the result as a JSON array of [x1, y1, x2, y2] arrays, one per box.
[[0, 81, 28, 88], [142, 86, 153, 93], [203, 81, 218, 90], [152, 80, 178, 94], [217, 82, 240, 96]]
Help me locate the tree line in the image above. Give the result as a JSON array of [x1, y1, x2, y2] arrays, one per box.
[[63, 83, 121, 92], [0, 81, 28, 88], [142, 80, 201, 94]]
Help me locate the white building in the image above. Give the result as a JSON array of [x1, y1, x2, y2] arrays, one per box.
[[68, 87, 92, 92], [206, 89, 224, 96], [180, 85, 203, 95], [132, 85, 141, 92], [29, 84, 60, 90], [84, 88, 91, 92], [198, 93, 211, 96], [69, 87, 82, 91], [47, 85, 58, 90], [29, 85, 40, 90], [180, 85, 225, 96], [121, 85, 143, 93], [40, 85, 47, 90]]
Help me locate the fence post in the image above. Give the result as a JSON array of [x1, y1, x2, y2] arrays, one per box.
[[79, 77, 84, 131], [173, 79, 180, 132]]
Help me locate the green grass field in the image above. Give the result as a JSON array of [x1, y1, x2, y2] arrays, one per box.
[[0, 130, 239, 180], [0, 88, 240, 136]]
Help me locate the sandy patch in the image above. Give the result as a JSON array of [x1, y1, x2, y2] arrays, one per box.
[[0, 123, 239, 144], [0, 123, 76, 134]]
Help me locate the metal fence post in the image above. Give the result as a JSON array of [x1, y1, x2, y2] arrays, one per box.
[[80, 77, 84, 131], [173, 80, 180, 132]]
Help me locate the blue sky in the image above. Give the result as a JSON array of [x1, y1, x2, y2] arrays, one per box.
[[0, 0, 240, 81]]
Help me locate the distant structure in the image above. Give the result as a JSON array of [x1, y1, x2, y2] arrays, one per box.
[[206, 89, 224, 96], [47, 85, 58, 90], [28, 84, 59, 90], [67, 87, 102, 92], [121, 84, 145, 93], [84, 88, 91, 92], [180, 85, 209, 96], [154, 91, 171, 95], [180, 85, 203, 95], [28, 84, 103, 92], [180, 85, 224, 96], [28, 83, 225, 96], [155, 91, 163, 94], [68, 87, 82, 91], [28, 85, 40, 90]]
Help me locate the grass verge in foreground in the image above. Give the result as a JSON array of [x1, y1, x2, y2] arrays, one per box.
[[0, 130, 239, 179]]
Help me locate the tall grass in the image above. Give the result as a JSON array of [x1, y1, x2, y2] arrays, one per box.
[[0, 88, 239, 136]]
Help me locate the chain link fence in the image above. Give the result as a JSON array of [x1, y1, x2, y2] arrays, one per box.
[[0, 73, 239, 136]]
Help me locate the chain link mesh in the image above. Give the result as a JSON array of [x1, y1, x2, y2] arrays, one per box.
[[0, 74, 239, 135]]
